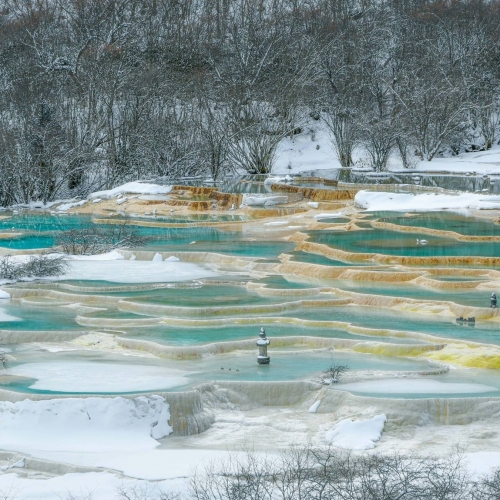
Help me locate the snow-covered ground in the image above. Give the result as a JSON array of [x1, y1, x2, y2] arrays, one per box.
[[273, 118, 500, 175]]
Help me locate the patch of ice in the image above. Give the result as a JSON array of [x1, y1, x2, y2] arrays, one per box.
[[89, 182, 173, 200], [6, 361, 189, 393], [338, 379, 499, 395], [325, 414, 386, 450]]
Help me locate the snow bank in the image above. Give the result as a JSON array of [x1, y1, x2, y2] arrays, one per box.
[[338, 379, 498, 395], [355, 190, 500, 212], [0, 289, 10, 299], [89, 182, 172, 200], [325, 414, 386, 450], [0, 396, 172, 454], [7, 361, 189, 392]]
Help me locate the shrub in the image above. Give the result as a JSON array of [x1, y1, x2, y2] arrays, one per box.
[[55, 223, 151, 255]]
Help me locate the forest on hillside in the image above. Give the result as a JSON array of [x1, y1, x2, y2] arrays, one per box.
[[0, 0, 499, 204]]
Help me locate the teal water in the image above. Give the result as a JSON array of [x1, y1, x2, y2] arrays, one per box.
[[123, 323, 424, 346], [283, 306, 500, 345], [290, 251, 358, 266], [0, 302, 84, 331], [0, 214, 296, 257], [251, 275, 319, 290], [0, 214, 93, 249], [126, 286, 288, 307], [143, 239, 296, 258], [0, 346, 436, 395], [371, 212, 500, 237], [327, 280, 493, 308], [309, 229, 500, 257]]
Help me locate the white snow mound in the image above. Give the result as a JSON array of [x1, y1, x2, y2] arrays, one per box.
[[0, 289, 10, 299], [325, 414, 386, 450], [0, 396, 172, 454], [89, 182, 172, 200]]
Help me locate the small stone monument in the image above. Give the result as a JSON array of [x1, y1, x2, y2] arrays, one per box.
[[257, 327, 270, 364]]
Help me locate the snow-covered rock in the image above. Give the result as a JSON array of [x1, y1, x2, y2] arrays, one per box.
[[308, 400, 321, 413], [0, 289, 10, 299], [325, 414, 386, 450]]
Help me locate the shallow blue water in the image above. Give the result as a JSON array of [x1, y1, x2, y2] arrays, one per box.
[[309, 229, 500, 257], [283, 306, 500, 345]]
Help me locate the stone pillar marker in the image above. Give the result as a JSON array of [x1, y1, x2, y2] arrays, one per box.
[[257, 327, 270, 364]]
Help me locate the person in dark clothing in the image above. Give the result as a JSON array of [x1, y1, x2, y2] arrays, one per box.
[[491, 293, 497, 308]]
